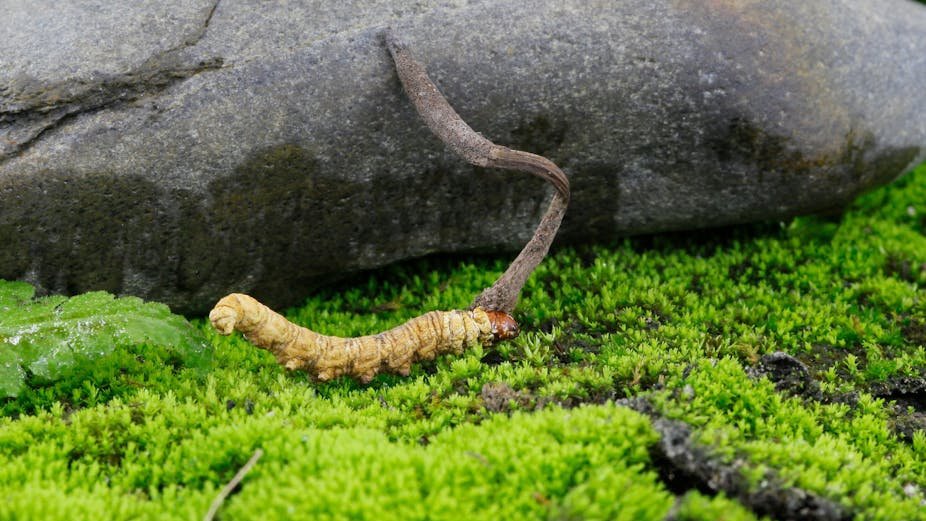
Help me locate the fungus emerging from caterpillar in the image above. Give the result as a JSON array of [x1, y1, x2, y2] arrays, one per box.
[[209, 29, 569, 383]]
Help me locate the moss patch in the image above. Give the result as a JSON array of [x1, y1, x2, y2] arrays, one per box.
[[1, 163, 925, 519]]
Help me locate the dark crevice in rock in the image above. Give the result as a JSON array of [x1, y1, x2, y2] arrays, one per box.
[[0, 0, 223, 162], [202, 0, 221, 32], [618, 397, 852, 521]]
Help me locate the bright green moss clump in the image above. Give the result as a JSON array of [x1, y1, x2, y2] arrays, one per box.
[[0, 283, 211, 414], [0, 402, 673, 520], [227, 405, 671, 520], [0, 164, 924, 520]]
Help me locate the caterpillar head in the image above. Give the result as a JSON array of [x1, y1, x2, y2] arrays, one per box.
[[486, 310, 519, 341]]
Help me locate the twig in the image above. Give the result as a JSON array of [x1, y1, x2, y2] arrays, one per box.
[[385, 29, 570, 314], [203, 448, 264, 521]]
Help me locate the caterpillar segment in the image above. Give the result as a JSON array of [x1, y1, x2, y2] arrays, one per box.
[[210, 293, 514, 383]]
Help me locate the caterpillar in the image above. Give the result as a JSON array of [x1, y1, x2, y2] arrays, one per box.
[[210, 293, 518, 383], [209, 29, 569, 383]]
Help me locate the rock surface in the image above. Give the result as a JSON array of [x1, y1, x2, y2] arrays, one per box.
[[1, 0, 925, 313]]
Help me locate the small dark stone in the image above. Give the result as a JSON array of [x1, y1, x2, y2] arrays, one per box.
[[749, 351, 821, 400]]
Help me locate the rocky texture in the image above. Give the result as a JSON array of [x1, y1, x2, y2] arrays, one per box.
[[615, 397, 853, 521], [620, 398, 851, 521], [650, 417, 851, 521], [748, 351, 822, 400], [869, 377, 926, 443], [2, 0, 925, 313]]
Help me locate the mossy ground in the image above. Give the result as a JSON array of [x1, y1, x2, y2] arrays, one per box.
[[2, 163, 926, 520]]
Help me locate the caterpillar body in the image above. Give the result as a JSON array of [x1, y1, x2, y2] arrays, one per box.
[[210, 294, 517, 383]]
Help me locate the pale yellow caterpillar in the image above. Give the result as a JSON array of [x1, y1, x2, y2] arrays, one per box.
[[210, 293, 518, 383], [209, 30, 568, 383]]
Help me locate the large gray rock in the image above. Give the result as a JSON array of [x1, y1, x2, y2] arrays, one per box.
[[2, 0, 925, 313]]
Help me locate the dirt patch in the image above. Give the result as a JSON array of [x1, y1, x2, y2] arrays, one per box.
[[480, 382, 533, 413], [884, 254, 922, 284], [751, 350, 926, 443], [749, 351, 822, 400], [795, 342, 875, 384], [479, 350, 509, 366], [890, 411, 926, 443], [478, 379, 623, 414], [871, 377, 926, 410], [901, 317, 926, 347], [869, 377, 926, 442], [528, 317, 607, 365], [551, 330, 603, 365]]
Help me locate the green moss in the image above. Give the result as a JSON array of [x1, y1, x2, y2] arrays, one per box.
[[0, 401, 666, 520], [652, 357, 926, 518], [0, 162, 924, 519], [673, 491, 765, 521], [0, 284, 211, 415]]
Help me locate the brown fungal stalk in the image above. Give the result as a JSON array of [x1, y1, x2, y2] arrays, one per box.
[[384, 31, 570, 314], [208, 29, 570, 382]]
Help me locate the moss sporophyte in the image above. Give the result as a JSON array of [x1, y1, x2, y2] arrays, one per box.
[[209, 30, 570, 383]]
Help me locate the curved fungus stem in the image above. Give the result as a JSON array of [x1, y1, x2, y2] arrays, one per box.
[[385, 30, 570, 314]]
